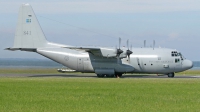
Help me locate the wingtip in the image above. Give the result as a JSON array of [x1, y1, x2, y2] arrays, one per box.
[[4, 48, 10, 50], [4, 48, 14, 51], [4, 48, 18, 51]]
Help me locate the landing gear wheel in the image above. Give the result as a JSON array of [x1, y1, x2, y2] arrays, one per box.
[[118, 74, 122, 77], [106, 74, 114, 78], [97, 74, 104, 78], [168, 73, 174, 78], [115, 73, 122, 78]]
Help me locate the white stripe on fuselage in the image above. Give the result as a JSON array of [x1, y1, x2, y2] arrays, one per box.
[[130, 55, 158, 58], [38, 50, 88, 57]]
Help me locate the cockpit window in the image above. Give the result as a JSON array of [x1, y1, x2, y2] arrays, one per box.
[[171, 51, 178, 57], [178, 52, 184, 60], [172, 51, 185, 60]]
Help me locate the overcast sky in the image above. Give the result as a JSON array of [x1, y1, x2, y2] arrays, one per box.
[[0, 0, 200, 61]]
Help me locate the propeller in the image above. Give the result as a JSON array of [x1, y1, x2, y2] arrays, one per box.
[[126, 39, 133, 63], [144, 40, 146, 48], [116, 37, 123, 57]]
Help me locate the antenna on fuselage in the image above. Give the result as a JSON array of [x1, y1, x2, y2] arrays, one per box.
[[144, 40, 146, 48]]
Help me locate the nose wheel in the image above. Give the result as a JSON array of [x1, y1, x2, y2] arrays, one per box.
[[167, 73, 175, 78]]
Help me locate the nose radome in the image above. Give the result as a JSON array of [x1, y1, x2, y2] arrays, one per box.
[[182, 60, 193, 69]]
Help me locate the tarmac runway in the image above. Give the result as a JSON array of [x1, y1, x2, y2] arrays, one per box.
[[0, 73, 200, 78]]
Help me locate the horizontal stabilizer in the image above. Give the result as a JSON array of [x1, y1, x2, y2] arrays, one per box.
[[5, 48, 36, 52]]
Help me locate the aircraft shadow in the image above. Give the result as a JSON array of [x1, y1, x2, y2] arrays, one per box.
[[123, 74, 167, 78], [28, 74, 167, 78], [28, 74, 97, 78]]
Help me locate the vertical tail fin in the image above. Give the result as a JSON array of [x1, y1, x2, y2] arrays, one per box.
[[13, 3, 47, 48]]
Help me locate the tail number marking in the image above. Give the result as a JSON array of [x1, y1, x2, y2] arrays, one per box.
[[23, 31, 31, 35]]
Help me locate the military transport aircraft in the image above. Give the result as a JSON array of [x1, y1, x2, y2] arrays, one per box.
[[6, 4, 193, 78]]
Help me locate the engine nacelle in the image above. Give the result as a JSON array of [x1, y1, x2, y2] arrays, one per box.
[[119, 52, 127, 58], [100, 48, 128, 59], [100, 48, 117, 57]]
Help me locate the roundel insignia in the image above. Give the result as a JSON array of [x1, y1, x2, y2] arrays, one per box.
[[64, 56, 69, 61]]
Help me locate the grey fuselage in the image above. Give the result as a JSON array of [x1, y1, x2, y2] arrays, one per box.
[[36, 45, 193, 74]]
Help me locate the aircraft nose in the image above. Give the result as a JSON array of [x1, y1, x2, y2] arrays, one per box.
[[182, 59, 193, 69]]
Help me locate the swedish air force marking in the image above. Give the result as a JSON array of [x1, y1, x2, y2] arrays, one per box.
[[64, 56, 69, 61]]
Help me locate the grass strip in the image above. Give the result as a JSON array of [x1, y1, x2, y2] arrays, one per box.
[[0, 78, 200, 112]]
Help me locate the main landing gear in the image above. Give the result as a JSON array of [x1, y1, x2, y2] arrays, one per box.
[[115, 73, 122, 78], [97, 74, 105, 78], [97, 73, 122, 78], [167, 72, 175, 78]]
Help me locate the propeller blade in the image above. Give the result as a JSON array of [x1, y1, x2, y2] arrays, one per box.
[[116, 37, 123, 57], [127, 39, 129, 50], [126, 40, 132, 57], [119, 37, 121, 49], [131, 45, 132, 51], [126, 42, 132, 64]]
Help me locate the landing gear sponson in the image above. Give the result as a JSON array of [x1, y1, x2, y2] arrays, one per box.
[[97, 73, 175, 78], [97, 73, 122, 78]]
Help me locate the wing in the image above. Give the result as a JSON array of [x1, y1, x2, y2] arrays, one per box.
[[64, 46, 117, 57]]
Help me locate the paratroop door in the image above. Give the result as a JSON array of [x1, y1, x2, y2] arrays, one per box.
[[77, 58, 84, 71]]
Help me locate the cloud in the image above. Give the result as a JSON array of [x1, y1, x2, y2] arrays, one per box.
[[1, 0, 200, 14]]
